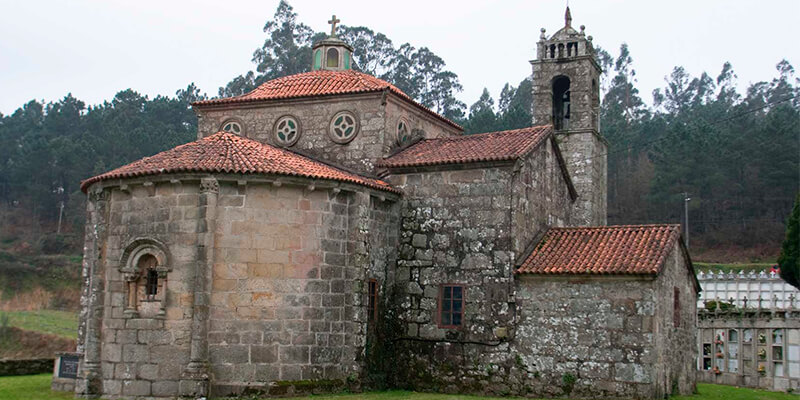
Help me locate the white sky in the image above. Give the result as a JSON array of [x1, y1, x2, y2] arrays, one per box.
[[0, 0, 798, 115]]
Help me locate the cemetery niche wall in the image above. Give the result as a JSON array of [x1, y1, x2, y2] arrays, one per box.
[[697, 294, 800, 391]]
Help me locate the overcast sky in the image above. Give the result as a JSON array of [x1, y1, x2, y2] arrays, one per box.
[[1, 0, 798, 115]]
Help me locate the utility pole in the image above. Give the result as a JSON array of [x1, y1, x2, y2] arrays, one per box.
[[57, 201, 64, 234], [683, 192, 691, 249]]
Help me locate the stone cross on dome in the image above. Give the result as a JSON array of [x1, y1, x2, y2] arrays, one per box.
[[328, 15, 341, 36]]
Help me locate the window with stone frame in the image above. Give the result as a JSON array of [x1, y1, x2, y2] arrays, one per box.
[[274, 115, 301, 146], [439, 285, 464, 328], [120, 239, 170, 319], [368, 279, 378, 323], [673, 287, 681, 328], [396, 118, 411, 145], [221, 120, 242, 134], [329, 111, 359, 144]]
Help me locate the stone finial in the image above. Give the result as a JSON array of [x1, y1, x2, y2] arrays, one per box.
[[587, 35, 593, 42], [579, 25, 586, 36], [540, 27, 547, 40], [565, 6, 572, 27], [790, 294, 795, 310]]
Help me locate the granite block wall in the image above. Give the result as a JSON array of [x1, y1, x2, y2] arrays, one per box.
[[196, 95, 387, 174], [384, 164, 519, 394], [76, 176, 400, 398]]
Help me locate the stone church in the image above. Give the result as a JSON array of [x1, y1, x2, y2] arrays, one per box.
[[70, 7, 698, 399]]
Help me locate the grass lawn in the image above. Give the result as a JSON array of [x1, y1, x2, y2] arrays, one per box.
[[0, 376, 795, 400], [0, 374, 73, 400], [3, 310, 78, 340]]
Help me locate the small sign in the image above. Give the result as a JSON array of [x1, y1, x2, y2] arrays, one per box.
[[58, 354, 80, 379]]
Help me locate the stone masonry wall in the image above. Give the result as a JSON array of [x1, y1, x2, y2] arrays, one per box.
[[207, 182, 375, 396], [384, 164, 518, 394], [196, 95, 386, 174], [511, 137, 572, 254], [556, 130, 607, 226], [515, 276, 660, 398], [652, 243, 697, 397], [78, 177, 399, 398], [93, 182, 202, 398], [531, 49, 606, 227], [383, 96, 461, 152]]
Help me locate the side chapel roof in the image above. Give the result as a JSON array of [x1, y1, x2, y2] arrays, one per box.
[[517, 224, 692, 277], [80, 131, 399, 194], [378, 125, 553, 168], [192, 69, 462, 131]]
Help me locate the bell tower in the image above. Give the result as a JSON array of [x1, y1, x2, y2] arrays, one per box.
[[530, 6, 606, 226]]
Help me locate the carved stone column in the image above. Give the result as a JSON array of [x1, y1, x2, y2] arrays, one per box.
[[181, 178, 218, 397], [76, 188, 109, 398]]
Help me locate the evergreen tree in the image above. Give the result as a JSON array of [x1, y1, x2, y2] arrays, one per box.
[[464, 88, 499, 134], [779, 194, 800, 289]]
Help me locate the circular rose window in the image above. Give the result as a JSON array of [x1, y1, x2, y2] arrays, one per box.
[[396, 118, 411, 145], [221, 120, 242, 134], [329, 111, 359, 144], [274, 116, 300, 146]]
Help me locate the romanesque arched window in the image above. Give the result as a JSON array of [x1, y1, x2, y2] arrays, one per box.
[[119, 239, 170, 319]]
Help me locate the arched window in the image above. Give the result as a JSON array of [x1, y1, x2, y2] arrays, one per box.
[[552, 76, 571, 130], [313, 49, 322, 70], [120, 239, 170, 319], [327, 48, 339, 68]]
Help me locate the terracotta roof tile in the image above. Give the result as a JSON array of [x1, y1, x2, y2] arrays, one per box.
[[378, 125, 552, 168], [193, 70, 462, 130], [81, 131, 399, 194], [516, 224, 682, 275]]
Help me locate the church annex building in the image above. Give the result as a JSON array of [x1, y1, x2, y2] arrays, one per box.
[[68, 8, 698, 399]]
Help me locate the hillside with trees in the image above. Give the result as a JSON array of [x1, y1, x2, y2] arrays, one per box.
[[0, 1, 798, 309]]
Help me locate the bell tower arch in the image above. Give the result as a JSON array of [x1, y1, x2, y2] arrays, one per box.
[[530, 6, 607, 226]]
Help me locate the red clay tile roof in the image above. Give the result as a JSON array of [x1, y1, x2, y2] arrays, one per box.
[[193, 70, 462, 130], [378, 125, 553, 168], [80, 131, 399, 194], [517, 225, 682, 275]]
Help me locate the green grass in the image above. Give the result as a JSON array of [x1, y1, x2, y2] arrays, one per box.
[[0, 377, 794, 400], [3, 310, 78, 339], [694, 262, 774, 274], [673, 383, 799, 400], [0, 374, 73, 400]]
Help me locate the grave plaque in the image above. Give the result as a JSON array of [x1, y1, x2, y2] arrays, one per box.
[[57, 354, 80, 379]]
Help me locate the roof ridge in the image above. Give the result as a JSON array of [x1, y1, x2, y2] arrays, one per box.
[[425, 125, 551, 142]]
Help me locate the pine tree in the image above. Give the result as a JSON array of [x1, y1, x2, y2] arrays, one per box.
[[779, 194, 800, 289]]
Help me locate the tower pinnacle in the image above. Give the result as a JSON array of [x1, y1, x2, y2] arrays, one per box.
[[565, 6, 572, 27]]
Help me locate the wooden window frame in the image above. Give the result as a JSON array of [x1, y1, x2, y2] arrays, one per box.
[[367, 279, 378, 324], [438, 284, 465, 329]]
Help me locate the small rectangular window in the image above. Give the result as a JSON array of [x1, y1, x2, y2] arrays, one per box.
[[440, 285, 464, 328], [145, 269, 159, 299], [368, 279, 378, 323], [673, 287, 681, 328]]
